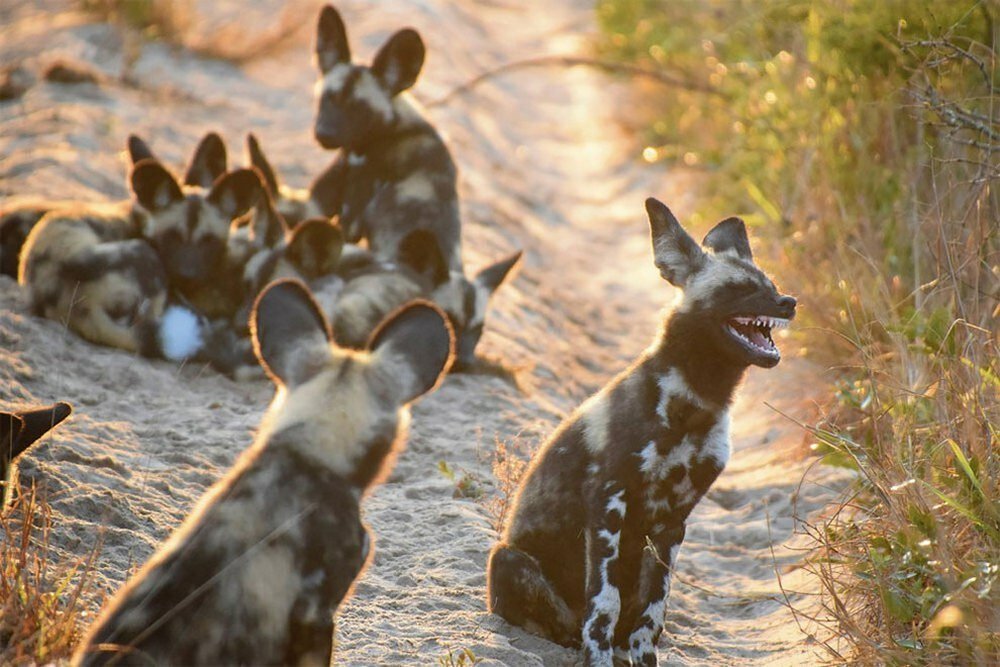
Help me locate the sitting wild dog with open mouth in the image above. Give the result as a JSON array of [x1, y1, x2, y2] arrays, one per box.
[[487, 198, 797, 666], [73, 279, 454, 666]]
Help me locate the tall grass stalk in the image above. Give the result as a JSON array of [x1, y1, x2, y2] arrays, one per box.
[[0, 485, 104, 664]]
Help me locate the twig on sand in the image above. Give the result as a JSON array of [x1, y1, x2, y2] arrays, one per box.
[[425, 55, 723, 108]]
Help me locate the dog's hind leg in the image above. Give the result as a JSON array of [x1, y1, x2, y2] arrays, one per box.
[[487, 544, 580, 648]]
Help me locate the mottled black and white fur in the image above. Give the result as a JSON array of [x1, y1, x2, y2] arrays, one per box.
[[324, 231, 521, 369], [310, 5, 522, 367], [487, 198, 797, 666], [73, 280, 454, 666], [1, 402, 72, 508]]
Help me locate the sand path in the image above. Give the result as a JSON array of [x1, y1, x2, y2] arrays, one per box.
[[1, 0, 837, 664]]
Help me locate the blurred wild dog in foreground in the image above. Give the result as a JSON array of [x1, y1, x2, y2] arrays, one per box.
[[73, 280, 454, 666], [310, 4, 521, 368], [488, 198, 796, 666]]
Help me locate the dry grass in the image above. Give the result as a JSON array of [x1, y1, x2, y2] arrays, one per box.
[[480, 434, 533, 537], [78, 0, 311, 66], [0, 485, 104, 665]]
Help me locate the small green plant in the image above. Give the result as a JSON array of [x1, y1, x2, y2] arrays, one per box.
[[437, 460, 485, 500], [438, 645, 484, 666]]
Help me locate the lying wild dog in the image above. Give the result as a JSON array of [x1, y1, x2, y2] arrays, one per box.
[[18, 148, 260, 360], [1, 402, 72, 508], [17, 202, 184, 357], [487, 198, 797, 666], [311, 5, 522, 367], [325, 230, 521, 369], [227, 189, 345, 335], [0, 132, 226, 279], [73, 279, 454, 666]]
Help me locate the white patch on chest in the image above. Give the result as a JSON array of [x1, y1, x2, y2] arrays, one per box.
[[655, 368, 704, 426], [638, 437, 695, 480], [702, 411, 732, 468]]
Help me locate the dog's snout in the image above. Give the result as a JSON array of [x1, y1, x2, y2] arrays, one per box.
[[778, 295, 797, 315]]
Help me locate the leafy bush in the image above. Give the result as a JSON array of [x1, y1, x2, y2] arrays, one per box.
[[597, 0, 998, 662]]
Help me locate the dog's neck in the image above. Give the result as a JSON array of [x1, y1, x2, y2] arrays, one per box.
[[647, 310, 748, 410]]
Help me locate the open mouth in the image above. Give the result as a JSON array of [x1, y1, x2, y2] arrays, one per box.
[[725, 316, 789, 359]]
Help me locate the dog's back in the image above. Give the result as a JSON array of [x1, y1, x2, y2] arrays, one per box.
[[74, 280, 454, 666]]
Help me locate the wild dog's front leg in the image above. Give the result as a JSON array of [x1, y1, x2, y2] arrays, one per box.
[[626, 523, 685, 666], [582, 483, 627, 666]]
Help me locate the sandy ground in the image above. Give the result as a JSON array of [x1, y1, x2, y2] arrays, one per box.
[[1, 0, 843, 664]]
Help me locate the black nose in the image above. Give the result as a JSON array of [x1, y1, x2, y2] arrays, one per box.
[[778, 295, 797, 314]]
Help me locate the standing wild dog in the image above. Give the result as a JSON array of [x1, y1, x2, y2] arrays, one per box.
[[1, 402, 72, 508], [487, 198, 797, 666], [73, 279, 454, 666], [311, 4, 522, 368]]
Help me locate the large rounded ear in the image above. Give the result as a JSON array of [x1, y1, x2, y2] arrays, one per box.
[[184, 132, 228, 189], [316, 4, 350, 73], [1, 402, 72, 462], [286, 218, 344, 279], [398, 230, 448, 286], [131, 159, 183, 212], [645, 197, 705, 288], [702, 217, 752, 261], [474, 249, 522, 296], [371, 28, 425, 95], [245, 133, 280, 197], [250, 192, 289, 249], [251, 279, 332, 387], [368, 300, 454, 403], [208, 168, 264, 221], [127, 134, 156, 166]]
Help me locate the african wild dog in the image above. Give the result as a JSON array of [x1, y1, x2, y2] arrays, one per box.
[[73, 279, 454, 666], [487, 198, 797, 665], [0, 132, 224, 279], [312, 4, 458, 268], [129, 153, 262, 319], [1, 402, 72, 508], [311, 5, 522, 368], [227, 188, 345, 333], [324, 230, 521, 370], [17, 137, 260, 360], [18, 202, 178, 356]]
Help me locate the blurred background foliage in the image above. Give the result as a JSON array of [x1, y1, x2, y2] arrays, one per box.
[[596, 0, 998, 663]]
